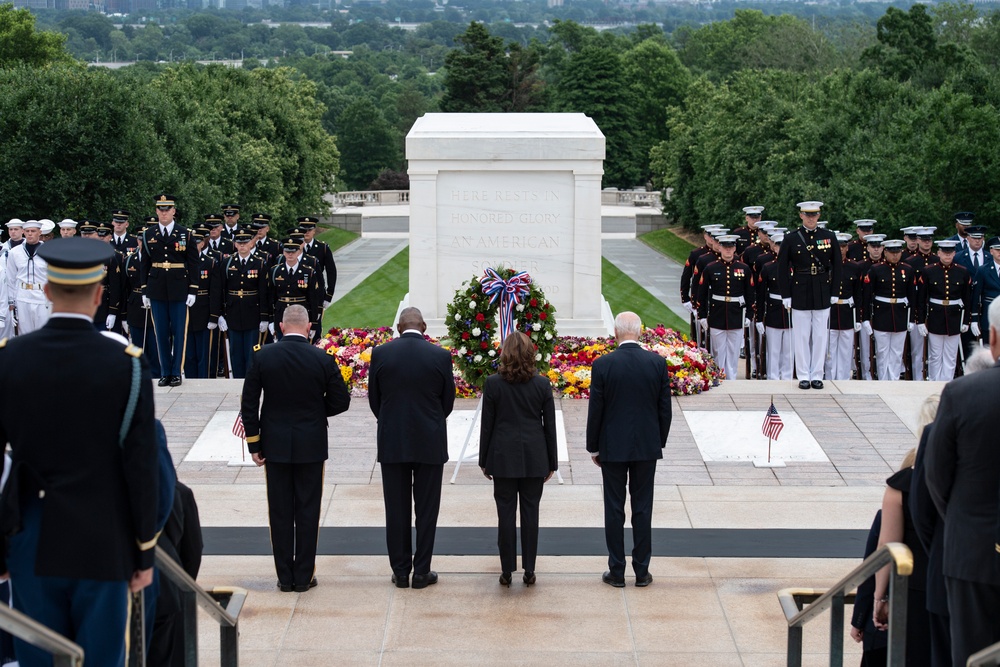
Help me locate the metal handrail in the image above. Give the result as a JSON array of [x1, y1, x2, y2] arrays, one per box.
[[155, 546, 248, 667], [0, 602, 84, 666], [968, 640, 1000, 666], [777, 542, 913, 667]]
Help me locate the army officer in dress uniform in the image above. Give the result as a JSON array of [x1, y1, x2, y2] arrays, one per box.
[[110, 209, 138, 255], [219, 230, 270, 378], [0, 238, 159, 667], [183, 229, 222, 379], [121, 234, 161, 378], [776, 201, 843, 389], [916, 240, 972, 381], [268, 238, 322, 341], [299, 217, 338, 314], [862, 240, 916, 381], [697, 235, 755, 381]]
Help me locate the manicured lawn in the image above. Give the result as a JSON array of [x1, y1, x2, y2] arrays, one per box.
[[639, 228, 697, 264], [316, 226, 359, 252], [323, 247, 408, 330], [601, 258, 689, 332]]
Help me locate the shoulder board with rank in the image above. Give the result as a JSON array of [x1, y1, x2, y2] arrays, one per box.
[[326, 346, 336, 356], [124, 344, 143, 358], [0, 338, 7, 349], [253, 344, 262, 352]]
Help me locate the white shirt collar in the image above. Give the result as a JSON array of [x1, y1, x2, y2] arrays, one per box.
[[618, 340, 641, 347], [401, 328, 423, 336]]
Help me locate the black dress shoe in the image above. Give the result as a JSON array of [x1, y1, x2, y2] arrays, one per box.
[[602, 571, 625, 588], [391, 574, 409, 589], [157, 376, 171, 387], [411, 571, 438, 589], [277, 581, 294, 593], [635, 573, 653, 587], [798, 380, 811, 390], [523, 571, 535, 586], [293, 577, 318, 592], [499, 572, 511, 588], [169, 376, 182, 387], [811, 380, 824, 389]]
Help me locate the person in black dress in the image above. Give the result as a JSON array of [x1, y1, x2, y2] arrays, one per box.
[[479, 331, 558, 587]]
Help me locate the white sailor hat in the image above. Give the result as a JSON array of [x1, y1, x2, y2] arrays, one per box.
[[21, 219, 42, 230], [6, 218, 24, 228], [40, 219, 55, 234], [58, 218, 78, 229], [742, 206, 765, 216], [916, 227, 937, 238], [883, 239, 905, 250], [854, 219, 877, 228], [864, 234, 887, 244], [797, 201, 823, 212], [717, 235, 739, 246], [935, 240, 960, 250], [835, 232, 853, 243]]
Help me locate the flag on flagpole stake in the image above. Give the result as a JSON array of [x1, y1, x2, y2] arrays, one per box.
[[762, 402, 784, 441], [233, 412, 246, 461]]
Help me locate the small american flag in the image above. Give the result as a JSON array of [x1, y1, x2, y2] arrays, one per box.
[[232, 413, 245, 440], [762, 402, 784, 441]]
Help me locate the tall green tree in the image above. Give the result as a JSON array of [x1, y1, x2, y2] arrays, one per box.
[[335, 97, 400, 190], [0, 3, 73, 68], [440, 22, 508, 112]]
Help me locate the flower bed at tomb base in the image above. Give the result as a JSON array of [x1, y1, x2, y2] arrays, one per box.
[[315, 325, 722, 399]]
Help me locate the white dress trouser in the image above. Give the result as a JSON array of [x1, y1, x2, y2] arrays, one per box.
[[926, 334, 960, 381], [747, 325, 757, 375], [826, 329, 855, 381], [909, 326, 926, 381], [859, 331, 873, 380], [791, 309, 830, 382], [765, 327, 793, 380], [710, 328, 744, 381], [14, 299, 51, 335], [874, 330, 907, 381]]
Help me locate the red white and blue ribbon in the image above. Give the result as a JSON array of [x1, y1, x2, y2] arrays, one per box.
[[481, 268, 532, 344]]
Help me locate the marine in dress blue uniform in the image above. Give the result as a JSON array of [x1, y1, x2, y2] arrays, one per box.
[[697, 235, 755, 381], [904, 226, 941, 381], [0, 238, 159, 667], [845, 219, 875, 263], [140, 194, 200, 387], [826, 233, 863, 381], [756, 233, 793, 380], [862, 240, 916, 381], [915, 240, 971, 381], [680, 225, 723, 344]]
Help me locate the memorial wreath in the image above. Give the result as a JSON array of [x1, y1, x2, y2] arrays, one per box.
[[445, 267, 558, 387]]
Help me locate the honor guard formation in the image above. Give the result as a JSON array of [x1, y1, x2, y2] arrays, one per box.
[[1, 196, 338, 383], [680, 202, 995, 386]]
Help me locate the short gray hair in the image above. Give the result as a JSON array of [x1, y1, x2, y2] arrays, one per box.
[[614, 311, 642, 337], [965, 347, 995, 374], [990, 299, 1000, 342], [282, 304, 309, 327]]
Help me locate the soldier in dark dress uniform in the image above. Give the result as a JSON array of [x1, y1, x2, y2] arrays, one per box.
[[220, 204, 241, 240], [827, 232, 864, 381], [756, 234, 793, 380], [299, 217, 338, 314], [945, 211, 975, 253], [845, 219, 875, 262], [904, 227, 940, 381], [182, 230, 222, 379], [203, 214, 234, 258], [697, 235, 755, 381], [121, 234, 161, 378], [776, 201, 842, 389], [251, 213, 281, 268], [110, 209, 138, 255], [268, 239, 322, 341], [863, 239, 917, 382], [970, 237, 1000, 344], [90, 221, 125, 334], [733, 205, 764, 256], [915, 240, 971, 381], [219, 230, 271, 378], [901, 226, 920, 260], [853, 234, 885, 380], [0, 238, 159, 667], [680, 225, 723, 344], [141, 194, 200, 387]]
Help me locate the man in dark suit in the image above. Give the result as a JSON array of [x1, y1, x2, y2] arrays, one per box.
[[925, 295, 1000, 665], [240, 305, 351, 592], [368, 307, 455, 589], [970, 237, 1000, 345], [0, 238, 159, 667], [586, 311, 672, 588]]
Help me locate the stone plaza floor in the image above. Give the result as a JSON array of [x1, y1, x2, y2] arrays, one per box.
[[161, 377, 941, 666]]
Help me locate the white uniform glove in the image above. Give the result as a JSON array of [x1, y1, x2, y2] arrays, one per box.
[[699, 318, 708, 331], [268, 322, 275, 335], [853, 321, 862, 333], [831, 296, 839, 305], [917, 323, 928, 337], [259, 321, 269, 333], [323, 300, 331, 309], [122, 321, 129, 335], [683, 301, 695, 315], [960, 323, 969, 334], [106, 315, 116, 330], [141, 295, 151, 309], [207, 322, 218, 331], [907, 321, 914, 332], [185, 294, 196, 308], [217, 315, 229, 332], [782, 298, 792, 310], [862, 321, 873, 336], [755, 321, 765, 336], [971, 322, 981, 337], [743, 318, 752, 329]]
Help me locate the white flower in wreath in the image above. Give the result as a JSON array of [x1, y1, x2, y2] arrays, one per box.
[[515, 304, 525, 312], [454, 313, 461, 321], [545, 353, 551, 362], [532, 323, 541, 332], [535, 353, 542, 361], [488, 350, 496, 357], [474, 354, 483, 363], [544, 332, 553, 340], [472, 327, 481, 336], [469, 300, 476, 309], [458, 347, 467, 355]]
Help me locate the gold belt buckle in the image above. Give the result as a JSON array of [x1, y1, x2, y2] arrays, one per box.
[[810, 266, 818, 275], [942, 299, 951, 306]]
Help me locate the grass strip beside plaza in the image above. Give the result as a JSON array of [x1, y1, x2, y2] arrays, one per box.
[[601, 258, 688, 333], [316, 226, 359, 252], [323, 247, 408, 330], [639, 228, 697, 265]]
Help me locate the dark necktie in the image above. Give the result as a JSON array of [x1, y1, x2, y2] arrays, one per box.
[[161, 226, 168, 238], [974, 252, 980, 269]]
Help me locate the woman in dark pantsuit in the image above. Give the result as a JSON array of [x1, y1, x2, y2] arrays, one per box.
[[480, 331, 558, 587]]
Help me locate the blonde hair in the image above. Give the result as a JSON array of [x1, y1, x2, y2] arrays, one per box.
[[900, 447, 917, 470], [917, 394, 940, 433]]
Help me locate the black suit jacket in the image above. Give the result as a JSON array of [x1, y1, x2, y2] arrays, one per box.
[[926, 361, 1000, 585], [0, 317, 158, 578], [240, 335, 351, 463], [586, 342, 672, 463], [368, 332, 455, 465], [910, 424, 948, 615], [479, 374, 557, 478]]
